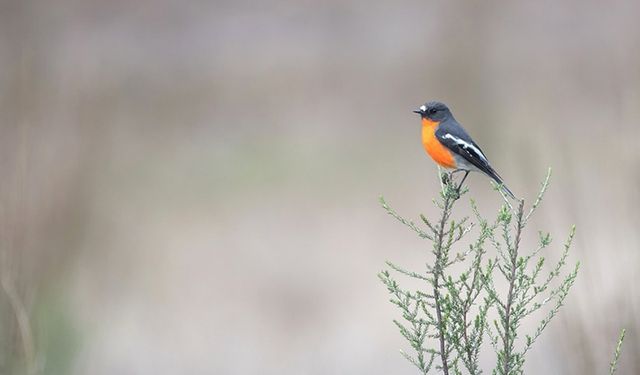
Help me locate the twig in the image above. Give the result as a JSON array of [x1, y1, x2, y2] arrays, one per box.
[[1, 272, 37, 375], [609, 328, 626, 375], [432, 189, 455, 375], [524, 168, 552, 224], [501, 200, 525, 375]]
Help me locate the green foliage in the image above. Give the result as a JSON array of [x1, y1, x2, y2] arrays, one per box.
[[379, 168, 595, 374], [609, 329, 626, 375]]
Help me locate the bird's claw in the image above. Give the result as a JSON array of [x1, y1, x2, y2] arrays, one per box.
[[441, 173, 451, 186]]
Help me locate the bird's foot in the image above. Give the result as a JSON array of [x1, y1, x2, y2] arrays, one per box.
[[441, 172, 451, 186]]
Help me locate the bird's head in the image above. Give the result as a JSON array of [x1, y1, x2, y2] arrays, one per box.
[[413, 101, 451, 122]]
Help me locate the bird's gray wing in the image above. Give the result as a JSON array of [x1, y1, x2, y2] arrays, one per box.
[[435, 121, 496, 176]]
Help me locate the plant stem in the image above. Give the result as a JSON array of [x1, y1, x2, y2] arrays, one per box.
[[609, 328, 626, 375], [462, 268, 480, 371], [1, 273, 36, 375], [502, 200, 525, 375], [462, 311, 471, 363], [433, 187, 455, 375]]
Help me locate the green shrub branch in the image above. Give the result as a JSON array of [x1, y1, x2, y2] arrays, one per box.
[[379, 168, 623, 374]]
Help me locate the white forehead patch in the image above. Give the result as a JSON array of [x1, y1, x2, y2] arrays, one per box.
[[420, 105, 426, 112]]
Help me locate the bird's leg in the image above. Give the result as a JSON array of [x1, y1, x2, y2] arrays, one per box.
[[445, 169, 464, 185], [456, 171, 470, 192]]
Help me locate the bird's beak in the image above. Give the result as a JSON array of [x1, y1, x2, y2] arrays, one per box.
[[413, 109, 423, 114]]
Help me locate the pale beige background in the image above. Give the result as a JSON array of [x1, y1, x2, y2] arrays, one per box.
[[0, 0, 638, 374]]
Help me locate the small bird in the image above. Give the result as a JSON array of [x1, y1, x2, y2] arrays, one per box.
[[414, 101, 516, 199]]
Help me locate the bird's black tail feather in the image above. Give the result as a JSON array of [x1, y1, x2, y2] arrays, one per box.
[[484, 167, 516, 200]]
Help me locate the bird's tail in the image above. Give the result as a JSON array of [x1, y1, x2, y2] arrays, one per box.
[[485, 167, 516, 200]]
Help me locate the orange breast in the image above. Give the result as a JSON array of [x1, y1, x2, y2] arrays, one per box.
[[421, 119, 456, 169]]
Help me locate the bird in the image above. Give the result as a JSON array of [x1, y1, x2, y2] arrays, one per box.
[[413, 101, 516, 199]]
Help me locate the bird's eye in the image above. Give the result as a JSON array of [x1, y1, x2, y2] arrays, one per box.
[[428, 108, 437, 115]]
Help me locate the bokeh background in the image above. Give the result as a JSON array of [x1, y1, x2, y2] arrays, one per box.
[[0, 0, 639, 374]]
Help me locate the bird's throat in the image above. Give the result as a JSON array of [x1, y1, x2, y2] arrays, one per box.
[[421, 118, 439, 147]]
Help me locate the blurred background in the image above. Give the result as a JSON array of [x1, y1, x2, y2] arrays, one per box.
[[0, 0, 638, 373]]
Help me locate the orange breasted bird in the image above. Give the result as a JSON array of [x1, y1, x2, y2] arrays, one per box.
[[414, 101, 516, 199]]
